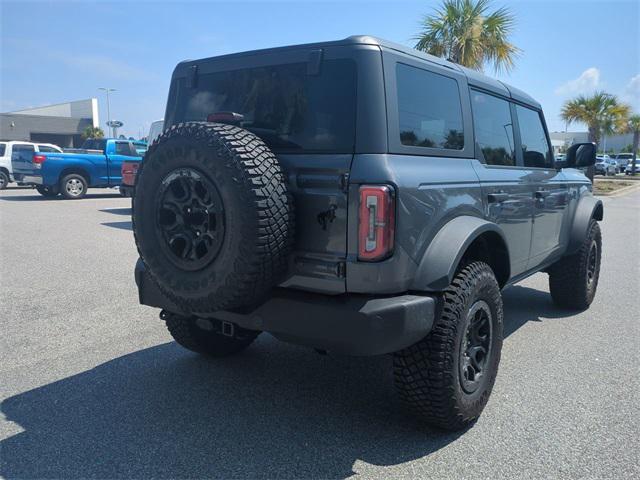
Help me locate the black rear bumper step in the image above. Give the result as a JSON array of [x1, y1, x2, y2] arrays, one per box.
[[135, 258, 436, 356]]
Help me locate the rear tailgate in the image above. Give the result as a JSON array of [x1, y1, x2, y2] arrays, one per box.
[[277, 154, 351, 294]]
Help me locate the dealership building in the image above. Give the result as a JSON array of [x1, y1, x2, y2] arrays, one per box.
[[0, 98, 99, 148]]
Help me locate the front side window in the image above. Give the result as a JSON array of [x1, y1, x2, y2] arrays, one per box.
[[516, 105, 553, 168], [396, 63, 464, 150], [470, 90, 515, 166], [171, 59, 357, 153]]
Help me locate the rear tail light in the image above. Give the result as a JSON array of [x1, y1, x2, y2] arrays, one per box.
[[32, 154, 46, 169], [121, 162, 139, 175], [358, 185, 395, 261]]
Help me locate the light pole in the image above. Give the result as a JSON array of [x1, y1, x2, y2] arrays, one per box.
[[98, 87, 116, 137]]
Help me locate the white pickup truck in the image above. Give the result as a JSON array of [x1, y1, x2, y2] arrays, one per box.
[[0, 141, 62, 189]]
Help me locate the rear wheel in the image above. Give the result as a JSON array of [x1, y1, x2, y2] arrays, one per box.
[[163, 311, 259, 357], [548, 219, 601, 310], [393, 262, 503, 431], [36, 185, 59, 197], [60, 173, 87, 199], [0, 171, 9, 190]]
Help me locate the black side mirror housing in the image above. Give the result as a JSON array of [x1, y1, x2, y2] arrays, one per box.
[[564, 142, 597, 168]]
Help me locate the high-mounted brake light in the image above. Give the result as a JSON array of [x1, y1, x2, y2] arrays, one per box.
[[206, 111, 244, 124], [358, 185, 395, 261], [32, 154, 46, 168]]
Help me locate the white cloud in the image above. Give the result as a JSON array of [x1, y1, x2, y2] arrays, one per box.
[[555, 67, 601, 96], [621, 74, 640, 108]]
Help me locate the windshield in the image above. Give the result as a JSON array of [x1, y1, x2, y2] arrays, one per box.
[[169, 59, 357, 153]]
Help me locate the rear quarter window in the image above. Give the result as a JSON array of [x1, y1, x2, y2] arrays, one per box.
[[0, 143, 6, 156], [396, 63, 464, 150]]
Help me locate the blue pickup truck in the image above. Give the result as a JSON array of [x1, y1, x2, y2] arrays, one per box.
[[12, 138, 146, 199]]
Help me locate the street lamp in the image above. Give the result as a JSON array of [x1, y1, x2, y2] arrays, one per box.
[[98, 87, 116, 137]]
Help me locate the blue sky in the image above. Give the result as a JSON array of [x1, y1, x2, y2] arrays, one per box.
[[1, 0, 638, 138]]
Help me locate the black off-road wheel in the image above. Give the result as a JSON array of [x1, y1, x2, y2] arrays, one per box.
[[163, 312, 259, 357], [133, 122, 293, 314], [548, 219, 602, 310], [393, 262, 504, 431], [36, 185, 59, 197]]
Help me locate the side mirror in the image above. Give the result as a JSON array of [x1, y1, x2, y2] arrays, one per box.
[[565, 142, 596, 168]]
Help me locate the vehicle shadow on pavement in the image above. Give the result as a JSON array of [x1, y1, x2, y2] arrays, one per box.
[[101, 221, 132, 231], [0, 285, 565, 479], [100, 207, 132, 216], [502, 284, 571, 337], [0, 341, 462, 479]]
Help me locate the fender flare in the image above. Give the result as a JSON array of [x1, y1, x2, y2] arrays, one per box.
[[411, 216, 510, 292], [567, 195, 603, 255]]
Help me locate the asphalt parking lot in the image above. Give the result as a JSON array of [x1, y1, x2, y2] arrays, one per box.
[[1, 186, 639, 479]]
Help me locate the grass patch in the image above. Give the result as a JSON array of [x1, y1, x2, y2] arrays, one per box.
[[593, 180, 635, 195]]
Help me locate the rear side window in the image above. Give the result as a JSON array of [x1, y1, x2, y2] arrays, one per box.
[[0, 143, 6, 156], [516, 105, 553, 168], [82, 139, 107, 151], [396, 63, 464, 150], [470, 90, 516, 166], [171, 59, 357, 153], [115, 142, 140, 156]]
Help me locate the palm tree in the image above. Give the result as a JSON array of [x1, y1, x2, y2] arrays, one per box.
[[82, 126, 104, 139], [415, 0, 520, 73], [560, 92, 630, 146], [625, 114, 640, 175]]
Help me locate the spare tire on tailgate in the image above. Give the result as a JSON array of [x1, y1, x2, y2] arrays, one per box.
[[133, 122, 293, 314]]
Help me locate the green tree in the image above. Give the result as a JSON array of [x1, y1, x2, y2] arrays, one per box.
[[82, 126, 104, 139], [560, 92, 630, 146], [415, 0, 520, 73], [625, 114, 640, 175]]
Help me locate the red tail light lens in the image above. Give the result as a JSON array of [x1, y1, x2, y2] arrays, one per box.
[[358, 185, 395, 261], [32, 154, 46, 169]]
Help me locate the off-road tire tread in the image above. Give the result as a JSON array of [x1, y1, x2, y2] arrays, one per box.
[[393, 262, 503, 431], [548, 219, 601, 310], [133, 122, 294, 313]]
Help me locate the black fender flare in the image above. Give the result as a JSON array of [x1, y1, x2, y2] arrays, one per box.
[[567, 195, 603, 255], [411, 216, 509, 292]]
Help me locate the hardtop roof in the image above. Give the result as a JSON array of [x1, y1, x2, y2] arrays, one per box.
[[181, 35, 541, 109]]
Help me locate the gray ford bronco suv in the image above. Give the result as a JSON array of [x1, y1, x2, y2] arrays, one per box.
[[132, 36, 602, 431]]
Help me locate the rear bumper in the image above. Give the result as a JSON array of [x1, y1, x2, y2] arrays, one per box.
[[14, 174, 43, 185], [135, 259, 436, 356]]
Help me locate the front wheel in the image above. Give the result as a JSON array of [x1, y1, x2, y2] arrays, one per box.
[[548, 219, 601, 310], [393, 261, 504, 431], [164, 312, 260, 357], [59, 174, 87, 199]]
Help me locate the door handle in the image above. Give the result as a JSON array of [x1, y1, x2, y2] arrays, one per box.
[[535, 190, 550, 199], [487, 192, 509, 203]]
